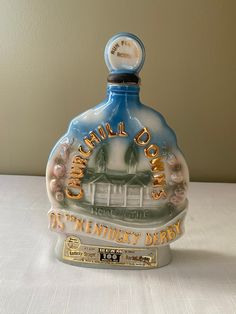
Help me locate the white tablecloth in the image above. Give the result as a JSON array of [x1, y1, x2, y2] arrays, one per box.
[[0, 175, 235, 314]]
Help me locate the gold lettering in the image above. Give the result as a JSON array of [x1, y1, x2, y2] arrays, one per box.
[[66, 154, 87, 199], [49, 212, 64, 230], [174, 220, 181, 234], [93, 223, 103, 236], [145, 232, 158, 246], [69, 170, 84, 179], [68, 179, 81, 187], [132, 233, 141, 245], [70, 215, 77, 222], [103, 225, 109, 238], [75, 218, 84, 232], [152, 189, 167, 200], [73, 156, 87, 167], [118, 122, 128, 137], [153, 232, 159, 245], [123, 231, 131, 244], [160, 231, 168, 244], [78, 145, 92, 158], [167, 227, 176, 241], [106, 123, 117, 137], [108, 228, 121, 242], [65, 187, 84, 199], [144, 144, 159, 158], [133, 126, 167, 199], [134, 127, 151, 146], [150, 157, 164, 172], [49, 212, 57, 229], [85, 221, 92, 233], [66, 122, 132, 202], [145, 233, 153, 246], [98, 125, 107, 139], [107, 228, 115, 240], [84, 131, 101, 149], [50, 210, 184, 248], [153, 173, 166, 187], [116, 230, 125, 243], [71, 164, 85, 173]]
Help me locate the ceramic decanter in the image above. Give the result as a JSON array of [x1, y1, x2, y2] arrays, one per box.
[[46, 33, 189, 269]]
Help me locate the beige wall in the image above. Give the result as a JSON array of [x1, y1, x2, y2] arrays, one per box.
[[0, 0, 236, 182]]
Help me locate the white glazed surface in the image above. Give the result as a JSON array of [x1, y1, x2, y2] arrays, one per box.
[[106, 36, 143, 71]]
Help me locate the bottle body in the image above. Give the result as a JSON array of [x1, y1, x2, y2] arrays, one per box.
[[46, 84, 189, 269]]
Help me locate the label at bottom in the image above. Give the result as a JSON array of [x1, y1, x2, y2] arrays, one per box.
[[63, 235, 158, 268]]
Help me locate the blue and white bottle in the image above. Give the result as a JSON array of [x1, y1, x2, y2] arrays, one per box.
[[46, 33, 189, 269]]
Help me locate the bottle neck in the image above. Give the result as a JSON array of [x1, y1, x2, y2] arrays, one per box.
[[106, 84, 140, 101]]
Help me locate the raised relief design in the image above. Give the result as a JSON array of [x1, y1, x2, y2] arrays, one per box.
[[46, 33, 189, 268]]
